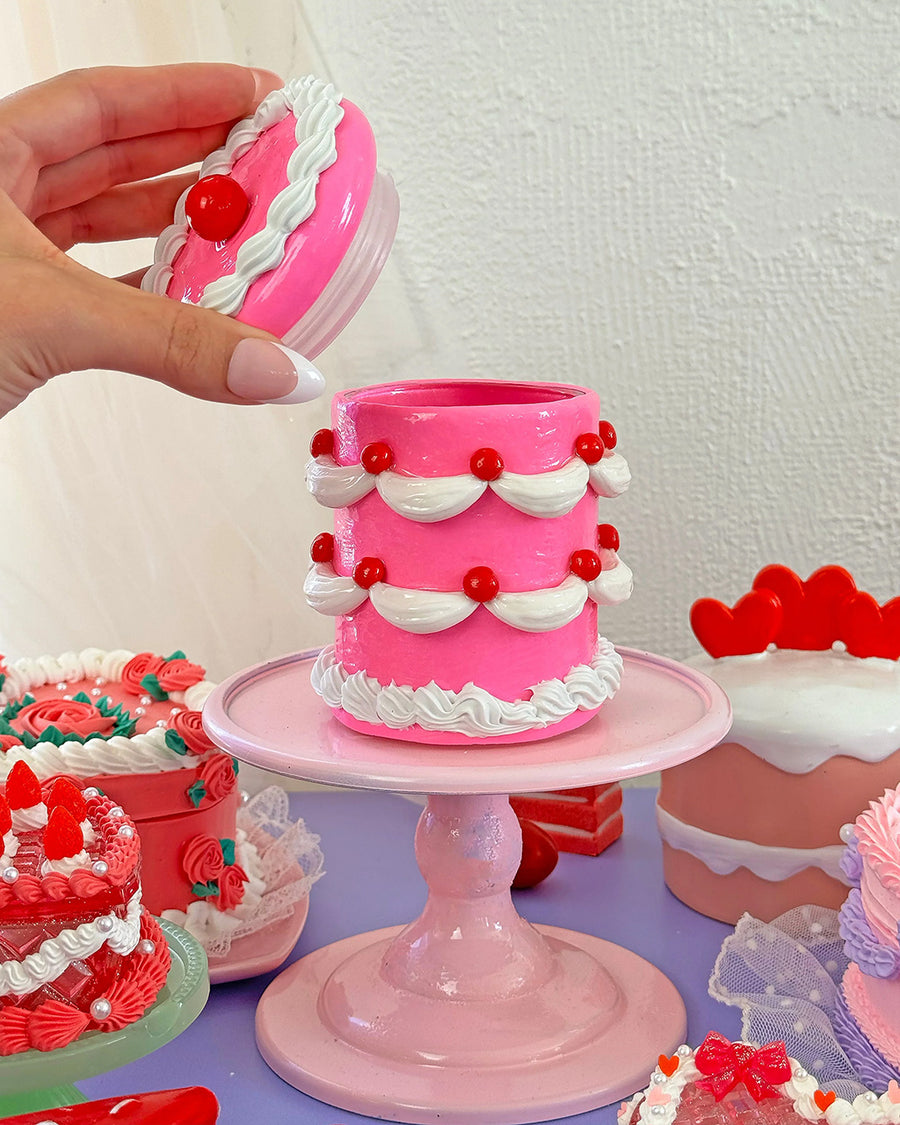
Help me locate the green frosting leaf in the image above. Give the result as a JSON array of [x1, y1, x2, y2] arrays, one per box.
[[231, 757, 240, 776], [140, 672, 168, 702], [165, 729, 188, 756], [191, 880, 220, 898], [187, 780, 206, 809], [219, 838, 236, 866], [72, 691, 92, 704], [165, 650, 187, 662]]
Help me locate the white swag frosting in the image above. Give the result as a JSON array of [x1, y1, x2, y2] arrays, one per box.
[[142, 76, 344, 312], [0, 890, 142, 997], [312, 639, 623, 736], [306, 449, 631, 521], [304, 551, 633, 634]]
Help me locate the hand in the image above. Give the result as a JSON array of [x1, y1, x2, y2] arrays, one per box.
[[0, 63, 325, 418]]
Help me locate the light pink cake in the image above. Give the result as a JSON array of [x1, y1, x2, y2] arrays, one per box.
[[304, 380, 633, 744]]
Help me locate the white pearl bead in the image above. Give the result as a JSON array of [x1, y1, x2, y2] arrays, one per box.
[[155, 720, 167, 728], [95, 678, 106, 686], [138, 939, 156, 955], [652, 1073, 666, 1084], [794, 1068, 807, 1080], [96, 915, 114, 933], [90, 997, 112, 1020], [1, 867, 18, 884], [140, 695, 152, 706], [839, 823, 855, 843], [864, 1092, 877, 1103], [90, 687, 101, 697], [109, 807, 124, 818], [56, 682, 67, 691], [92, 860, 108, 876], [651, 1108, 666, 1118], [677, 1044, 691, 1057], [117, 825, 134, 839], [169, 707, 182, 716], [134, 707, 145, 716], [83, 787, 100, 798]]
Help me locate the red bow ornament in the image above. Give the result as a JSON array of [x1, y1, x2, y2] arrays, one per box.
[[695, 1032, 791, 1102]]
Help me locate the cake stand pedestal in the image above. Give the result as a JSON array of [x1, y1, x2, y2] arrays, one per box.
[[0, 921, 209, 1117], [203, 648, 731, 1124]]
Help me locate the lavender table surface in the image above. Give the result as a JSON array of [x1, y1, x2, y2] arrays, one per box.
[[80, 787, 741, 1124]]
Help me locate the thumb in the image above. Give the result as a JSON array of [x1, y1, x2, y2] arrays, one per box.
[[1, 256, 325, 412]]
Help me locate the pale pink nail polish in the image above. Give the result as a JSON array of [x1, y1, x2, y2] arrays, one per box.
[[226, 339, 325, 404]]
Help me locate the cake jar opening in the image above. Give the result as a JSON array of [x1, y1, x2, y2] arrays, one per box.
[[341, 380, 588, 410]]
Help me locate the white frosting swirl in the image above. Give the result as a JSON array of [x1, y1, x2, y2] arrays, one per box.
[[42, 848, 91, 877], [369, 583, 477, 634], [0, 828, 18, 866], [303, 562, 370, 616], [307, 457, 375, 508], [0, 890, 142, 997], [588, 451, 632, 498], [376, 471, 486, 522], [143, 77, 343, 312], [311, 639, 622, 736], [11, 802, 48, 832]]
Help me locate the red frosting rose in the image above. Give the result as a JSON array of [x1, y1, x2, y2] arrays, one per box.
[[15, 699, 114, 739], [199, 753, 237, 803], [0, 734, 22, 750], [172, 709, 217, 755], [216, 864, 248, 911], [157, 659, 206, 692], [182, 834, 225, 885], [121, 653, 165, 694]]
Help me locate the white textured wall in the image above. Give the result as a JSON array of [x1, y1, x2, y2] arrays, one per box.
[[1, 0, 898, 679]]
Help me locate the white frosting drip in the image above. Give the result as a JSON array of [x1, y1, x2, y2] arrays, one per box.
[[11, 802, 48, 832], [41, 848, 91, 877], [306, 450, 630, 521], [689, 649, 900, 772], [143, 77, 343, 311], [310, 639, 623, 736], [656, 802, 850, 883], [304, 556, 632, 633], [0, 828, 18, 866], [0, 890, 142, 997]]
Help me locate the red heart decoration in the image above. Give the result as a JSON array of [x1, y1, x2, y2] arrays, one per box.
[[838, 593, 900, 660], [814, 1089, 836, 1111], [753, 565, 856, 650], [513, 818, 559, 889], [658, 1054, 679, 1076], [690, 590, 783, 657]]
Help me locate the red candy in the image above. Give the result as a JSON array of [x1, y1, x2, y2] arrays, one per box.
[[463, 566, 500, 603], [512, 819, 559, 889], [309, 428, 334, 458], [470, 448, 504, 482], [598, 420, 617, 449], [354, 557, 386, 588], [575, 433, 604, 464], [184, 174, 249, 242], [44, 806, 84, 860], [310, 532, 335, 563], [361, 442, 394, 474], [597, 523, 620, 551], [570, 549, 602, 581]]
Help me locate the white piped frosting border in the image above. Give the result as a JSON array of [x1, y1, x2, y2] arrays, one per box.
[[142, 76, 344, 313], [311, 639, 623, 737]]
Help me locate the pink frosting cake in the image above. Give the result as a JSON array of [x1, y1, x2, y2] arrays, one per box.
[[142, 75, 398, 358], [304, 380, 633, 744]]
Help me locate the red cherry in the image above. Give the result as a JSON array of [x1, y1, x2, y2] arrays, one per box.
[[513, 818, 559, 889], [309, 428, 334, 458], [184, 174, 249, 242], [570, 549, 602, 581], [0, 794, 10, 835], [463, 566, 500, 603], [5, 760, 41, 810], [575, 433, 604, 464], [45, 778, 87, 823], [310, 532, 335, 564], [44, 806, 84, 860], [354, 557, 386, 589], [470, 447, 504, 482], [361, 442, 394, 474], [597, 524, 620, 551], [598, 420, 617, 449]]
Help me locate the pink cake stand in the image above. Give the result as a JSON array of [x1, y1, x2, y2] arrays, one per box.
[[203, 647, 731, 1124]]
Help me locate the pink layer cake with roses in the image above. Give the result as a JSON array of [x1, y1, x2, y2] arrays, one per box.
[[304, 380, 633, 744], [0, 648, 321, 960], [658, 566, 900, 923]]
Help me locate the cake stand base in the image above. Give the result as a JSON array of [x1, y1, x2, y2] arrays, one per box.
[[257, 923, 685, 1124], [0, 920, 209, 1118]]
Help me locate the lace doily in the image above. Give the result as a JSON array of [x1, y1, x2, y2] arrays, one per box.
[[709, 905, 900, 1103], [162, 785, 324, 958]]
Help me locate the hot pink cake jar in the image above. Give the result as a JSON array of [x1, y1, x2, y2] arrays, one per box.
[[304, 380, 633, 745]]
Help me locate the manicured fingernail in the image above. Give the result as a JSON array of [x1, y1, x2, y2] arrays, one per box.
[[227, 340, 325, 404], [250, 67, 283, 103]]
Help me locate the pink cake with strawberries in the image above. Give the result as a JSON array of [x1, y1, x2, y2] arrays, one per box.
[[143, 75, 398, 358], [658, 566, 900, 924], [0, 764, 170, 1055], [304, 380, 633, 744]]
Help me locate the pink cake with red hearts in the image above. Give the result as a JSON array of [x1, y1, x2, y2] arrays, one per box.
[[304, 380, 633, 744], [0, 763, 170, 1055], [658, 566, 900, 923], [143, 75, 398, 358]]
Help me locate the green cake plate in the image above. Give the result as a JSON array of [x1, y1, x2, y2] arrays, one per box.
[[0, 919, 209, 1116]]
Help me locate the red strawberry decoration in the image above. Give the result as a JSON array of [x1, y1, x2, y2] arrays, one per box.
[[5, 761, 42, 810], [753, 565, 857, 650], [838, 592, 900, 660], [691, 590, 783, 658], [0, 793, 10, 835], [44, 806, 84, 860], [513, 818, 559, 888], [45, 777, 87, 823]]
